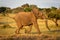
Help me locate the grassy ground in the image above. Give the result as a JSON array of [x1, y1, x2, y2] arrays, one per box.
[[0, 14, 60, 40]]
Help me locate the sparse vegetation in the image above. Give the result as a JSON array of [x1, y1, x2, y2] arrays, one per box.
[[0, 4, 60, 40]]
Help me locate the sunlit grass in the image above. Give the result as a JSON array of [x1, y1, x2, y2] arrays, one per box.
[[0, 14, 60, 36]]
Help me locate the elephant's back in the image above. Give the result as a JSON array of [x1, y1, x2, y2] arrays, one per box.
[[14, 12, 33, 26]]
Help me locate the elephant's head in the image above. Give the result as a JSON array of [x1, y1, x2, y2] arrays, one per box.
[[32, 8, 46, 19]]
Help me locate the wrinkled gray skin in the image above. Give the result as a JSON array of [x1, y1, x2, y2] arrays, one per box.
[[8, 8, 45, 34]]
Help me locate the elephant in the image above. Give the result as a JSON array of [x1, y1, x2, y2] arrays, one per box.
[[7, 8, 47, 34]]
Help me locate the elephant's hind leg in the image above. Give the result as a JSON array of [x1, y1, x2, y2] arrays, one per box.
[[15, 25, 23, 34], [25, 25, 32, 33]]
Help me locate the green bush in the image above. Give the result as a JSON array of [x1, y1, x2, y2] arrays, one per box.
[[55, 13, 60, 19], [48, 13, 56, 18], [24, 8, 32, 12]]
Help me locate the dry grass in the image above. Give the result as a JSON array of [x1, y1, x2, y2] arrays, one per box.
[[0, 34, 60, 40], [0, 14, 60, 40]]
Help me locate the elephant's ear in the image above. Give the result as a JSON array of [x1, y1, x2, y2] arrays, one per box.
[[38, 11, 47, 19], [31, 8, 39, 18], [32, 8, 39, 14]]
